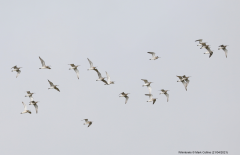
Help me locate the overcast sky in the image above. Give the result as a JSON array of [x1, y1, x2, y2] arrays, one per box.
[[0, 0, 239, 154]]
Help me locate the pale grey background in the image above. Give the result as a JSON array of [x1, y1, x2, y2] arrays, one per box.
[[0, 0, 239, 154]]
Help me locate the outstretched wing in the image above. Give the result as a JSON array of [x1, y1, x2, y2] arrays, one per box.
[[74, 68, 79, 79], [141, 79, 148, 83], [87, 58, 93, 67], [106, 72, 110, 84], [22, 102, 27, 110], [147, 52, 155, 57], [147, 85, 152, 94], [34, 104, 38, 114], [195, 39, 202, 43], [165, 93, 169, 102], [185, 79, 190, 88], [16, 70, 21, 78], [54, 87, 60, 92], [176, 76, 183, 80], [94, 69, 102, 78], [153, 99, 156, 104], [39, 57, 45, 66], [88, 122, 92, 127], [102, 79, 108, 85], [69, 64, 75, 67], [48, 80, 54, 86], [125, 96, 129, 104], [223, 48, 228, 58]]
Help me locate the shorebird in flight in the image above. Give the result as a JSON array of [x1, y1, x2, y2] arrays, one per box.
[[29, 101, 39, 114], [177, 76, 187, 91], [82, 119, 93, 127], [68, 64, 80, 79], [87, 58, 97, 71], [218, 45, 228, 58], [159, 89, 169, 102], [11, 66, 22, 78], [47, 80, 60, 92], [94, 69, 107, 83], [20, 102, 31, 114], [119, 92, 129, 104], [39, 57, 51, 69], [141, 79, 153, 93], [145, 94, 157, 104], [147, 52, 160, 60]]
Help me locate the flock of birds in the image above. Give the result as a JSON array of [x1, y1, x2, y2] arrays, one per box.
[[195, 39, 229, 58], [12, 39, 229, 127]]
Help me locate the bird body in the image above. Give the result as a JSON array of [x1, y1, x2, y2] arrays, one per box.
[[11, 66, 22, 78]]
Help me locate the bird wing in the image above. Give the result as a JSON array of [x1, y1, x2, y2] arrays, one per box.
[[177, 76, 183, 79], [22, 102, 27, 110], [87, 58, 93, 67], [39, 57, 45, 66], [88, 122, 92, 127], [102, 79, 108, 85], [153, 99, 156, 104], [74, 68, 79, 79], [147, 52, 155, 57], [125, 96, 129, 104], [147, 85, 152, 94], [195, 39, 202, 43], [16, 70, 21, 78], [120, 92, 125, 95], [106, 72, 110, 84], [55, 87, 60, 92], [34, 103, 38, 113], [165, 93, 169, 102], [223, 48, 228, 58], [48, 80, 54, 86], [26, 91, 31, 94], [83, 119, 88, 122], [94, 69, 102, 78], [69, 64, 75, 67], [185, 79, 190, 87], [181, 81, 187, 90], [209, 51, 213, 58], [11, 66, 17, 69], [141, 79, 148, 83]]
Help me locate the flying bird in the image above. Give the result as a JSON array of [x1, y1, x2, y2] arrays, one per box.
[[195, 39, 203, 43], [39, 57, 51, 69], [25, 91, 35, 101], [82, 119, 93, 127], [145, 94, 157, 104], [147, 52, 160, 60], [119, 92, 129, 104], [182, 75, 191, 88], [177, 76, 187, 91], [47, 80, 60, 92], [87, 58, 97, 71], [29, 101, 39, 114], [218, 45, 228, 58], [159, 89, 169, 102], [21, 102, 31, 114], [94, 69, 107, 82], [68, 64, 80, 79], [11, 66, 22, 78], [141, 79, 153, 93]]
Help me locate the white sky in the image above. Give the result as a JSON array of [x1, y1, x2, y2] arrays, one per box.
[[0, 0, 239, 154]]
